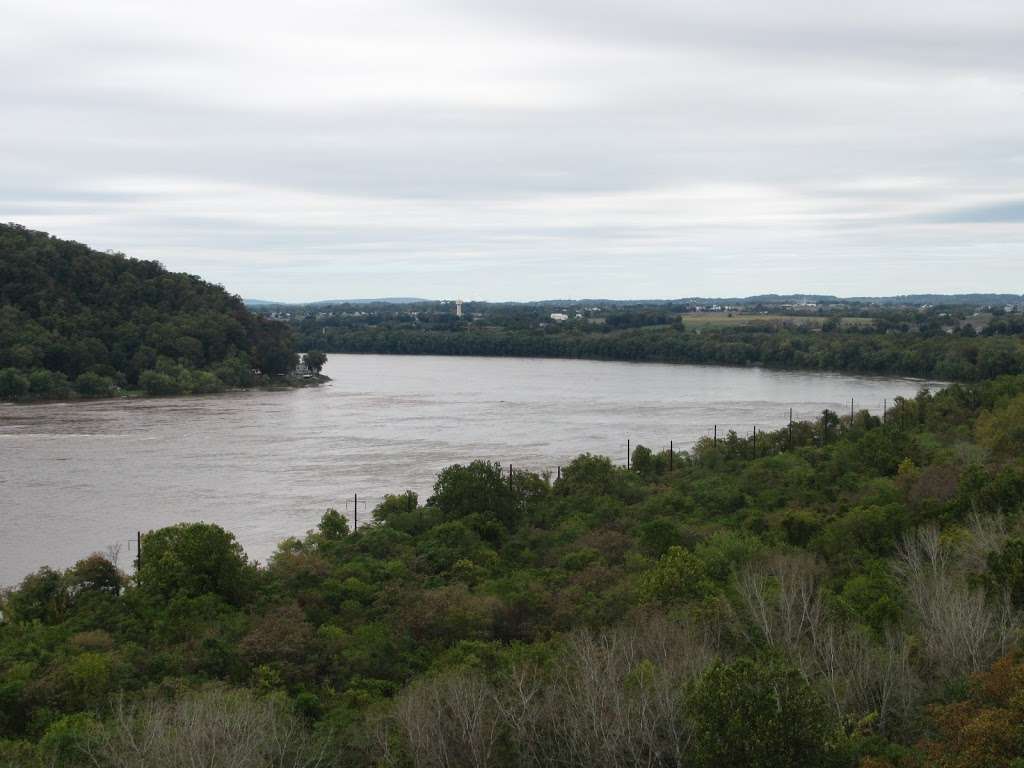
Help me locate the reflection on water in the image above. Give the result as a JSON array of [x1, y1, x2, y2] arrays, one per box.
[[0, 354, 940, 585]]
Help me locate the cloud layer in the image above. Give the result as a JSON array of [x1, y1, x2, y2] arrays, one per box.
[[3, 0, 1023, 300]]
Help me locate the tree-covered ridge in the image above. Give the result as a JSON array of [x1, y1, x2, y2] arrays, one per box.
[[0, 223, 297, 399], [3, 377, 1024, 766]]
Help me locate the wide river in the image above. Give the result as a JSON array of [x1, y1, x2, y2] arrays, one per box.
[[0, 354, 941, 585]]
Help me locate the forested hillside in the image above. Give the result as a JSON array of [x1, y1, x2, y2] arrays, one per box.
[[0, 223, 297, 399], [3, 377, 1024, 766]]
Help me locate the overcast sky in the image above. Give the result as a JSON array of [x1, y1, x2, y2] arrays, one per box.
[[2, 0, 1023, 301]]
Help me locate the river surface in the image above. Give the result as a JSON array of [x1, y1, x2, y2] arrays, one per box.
[[0, 354, 941, 585]]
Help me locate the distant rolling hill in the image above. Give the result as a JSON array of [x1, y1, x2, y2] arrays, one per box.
[[247, 294, 1022, 308], [246, 297, 429, 307]]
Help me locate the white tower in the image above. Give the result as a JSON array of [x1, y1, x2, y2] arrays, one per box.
[[455, 299, 464, 318]]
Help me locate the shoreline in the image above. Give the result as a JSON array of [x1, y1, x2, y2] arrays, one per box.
[[309, 348, 951, 387], [1, 373, 332, 406]]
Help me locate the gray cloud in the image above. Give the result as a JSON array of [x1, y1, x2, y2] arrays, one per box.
[[1, 0, 1022, 300]]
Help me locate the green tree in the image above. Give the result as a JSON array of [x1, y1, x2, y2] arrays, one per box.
[[67, 554, 122, 597], [304, 350, 327, 374], [74, 372, 115, 397], [0, 368, 29, 399], [138, 370, 181, 395], [5, 566, 69, 623], [138, 523, 253, 604], [980, 538, 1024, 609], [430, 461, 520, 531], [690, 656, 834, 768], [317, 508, 350, 540], [977, 393, 1024, 459], [640, 546, 715, 605]]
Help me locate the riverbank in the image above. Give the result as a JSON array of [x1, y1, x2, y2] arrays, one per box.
[[303, 325, 1023, 382], [0, 354, 938, 585], [0, 373, 331, 405], [3, 372, 1022, 767]]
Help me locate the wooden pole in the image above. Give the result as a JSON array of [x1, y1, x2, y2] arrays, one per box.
[[669, 440, 673, 471], [354, 493, 358, 531], [627, 439, 630, 470]]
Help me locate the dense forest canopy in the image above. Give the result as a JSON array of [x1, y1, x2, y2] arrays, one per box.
[[0, 223, 297, 399], [3, 375, 1024, 766]]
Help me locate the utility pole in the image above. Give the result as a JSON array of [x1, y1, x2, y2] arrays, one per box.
[[627, 439, 630, 470], [669, 440, 673, 471], [136, 530, 142, 575], [851, 397, 855, 422], [883, 399, 887, 425], [789, 408, 793, 449], [752, 425, 757, 458], [354, 493, 358, 531], [713, 425, 717, 446], [509, 464, 513, 490]]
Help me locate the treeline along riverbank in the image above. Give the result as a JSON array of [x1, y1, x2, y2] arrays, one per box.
[[3, 374, 1024, 766], [303, 324, 1024, 382]]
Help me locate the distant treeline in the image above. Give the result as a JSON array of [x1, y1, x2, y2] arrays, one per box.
[[303, 324, 1024, 381], [0, 224, 298, 400]]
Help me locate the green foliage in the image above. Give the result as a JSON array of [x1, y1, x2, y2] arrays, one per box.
[[317, 508, 350, 541], [0, 739, 37, 767], [977, 393, 1024, 459], [74, 372, 115, 397], [304, 350, 327, 374], [0, 223, 298, 401], [1, 372, 1023, 766], [138, 523, 253, 604], [834, 559, 903, 634], [298, 316, 1024, 382], [430, 461, 520, 532], [5, 567, 69, 624], [67, 554, 122, 597], [138, 370, 181, 396], [416, 521, 490, 573], [979, 538, 1024, 608], [38, 713, 100, 768], [637, 516, 681, 556], [0, 368, 29, 399], [690, 656, 835, 768], [640, 546, 715, 605], [557, 453, 644, 502]]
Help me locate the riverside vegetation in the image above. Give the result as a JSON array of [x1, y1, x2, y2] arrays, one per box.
[[4, 375, 1024, 767], [290, 302, 1024, 382], [0, 224, 302, 401]]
